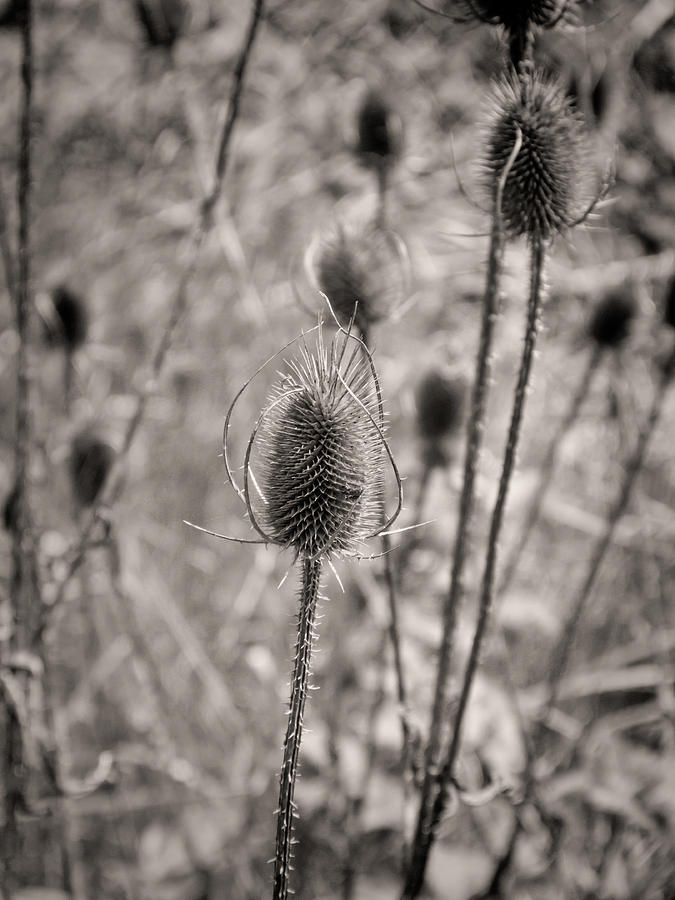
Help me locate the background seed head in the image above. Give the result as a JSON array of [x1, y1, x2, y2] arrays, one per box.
[[69, 430, 115, 508], [588, 288, 637, 349], [43, 284, 88, 353], [415, 367, 466, 443], [257, 341, 384, 559], [134, 0, 189, 49], [486, 74, 585, 242], [356, 89, 403, 171], [455, 0, 576, 30], [308, 219, 408, 335]]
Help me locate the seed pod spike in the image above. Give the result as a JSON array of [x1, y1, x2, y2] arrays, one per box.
[[183, 520, 267, 544]]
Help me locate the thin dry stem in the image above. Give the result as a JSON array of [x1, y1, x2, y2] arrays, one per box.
[[429, 236, 547, 843], [274, 556, 322, 900], [401, 129, 522, 900]]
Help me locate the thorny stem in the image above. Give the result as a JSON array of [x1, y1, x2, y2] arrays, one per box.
[[498, 342, 603, 598], [485, 340, 675, 895], [0, 174, 16, 305], [274, 556, 322, 900], [43, 0, 265, 627], [429, 236, 547, 848], [401, 133, 520, 900], [376, 164, 388, 230]]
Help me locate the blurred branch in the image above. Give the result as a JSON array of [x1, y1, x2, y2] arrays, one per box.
[[43, 0, 266, 627], [0, 174, 16, 307]]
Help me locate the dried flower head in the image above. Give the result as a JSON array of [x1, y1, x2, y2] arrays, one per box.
[[134, 0, 189, 49], [356, 89, 403, 171], [664, 275, 675, 331], [222, 325, 400, 561], [0, 0, 26, 28], [485, 74, 586, 242], [306, 218, 409, 338], [42, 285, 88, 353], [588, 289, 636, 348], [456, 0, 575, 29], [69, 430, 115, 508]]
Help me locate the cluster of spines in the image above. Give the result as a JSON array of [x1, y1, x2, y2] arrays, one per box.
[[258, 337, 383, 559], [485, 73, 585, 242]]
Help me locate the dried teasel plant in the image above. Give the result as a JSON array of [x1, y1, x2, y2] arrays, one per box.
[[187, 317, 401, 900], [403, 70, 605, 899], [355, 88, 403, 225], [304, 215, 410, 346]]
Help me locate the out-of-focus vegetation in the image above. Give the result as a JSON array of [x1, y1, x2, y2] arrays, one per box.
[[1, 0, 675, 897]]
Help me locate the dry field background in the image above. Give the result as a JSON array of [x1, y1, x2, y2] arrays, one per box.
[[1, 0, 675, 897]]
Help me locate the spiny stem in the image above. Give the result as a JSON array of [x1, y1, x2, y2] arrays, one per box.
[[486, 340, 675, 894], [401, 135, 518, 900], [498, 341, 604, 597], [429, 236, 547, 845], [274, 556, 322, 900], [376, 165, 388, 230]]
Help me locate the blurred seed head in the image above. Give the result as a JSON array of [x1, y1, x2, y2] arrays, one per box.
[[454, 0, 576, 30], [664, 275, 675, 330], [69, 430, 115, 509], [485, 74, 586, 242], [356, 89, 403, 171], [42, 285, 88, 353], [306, 218, 409, 336], [415, 367, 466, 467], [587, 288, 636, 349], [134, 0, 189, 49], [0, 0, 26, 28], [256, 332, 385, 559], [2, 484, 19, 532]]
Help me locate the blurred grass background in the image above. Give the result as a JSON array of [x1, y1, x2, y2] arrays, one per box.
[[1, 0, 675, 897]]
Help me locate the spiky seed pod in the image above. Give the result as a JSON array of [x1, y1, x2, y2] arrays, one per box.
[[588, 289, 636, 348], [307, 219, 408, 337], [356, 89, 403, 171], [69, 431, 115, 508], [486, 74, 585, 242], [134, 0, 189, 49], [256, 337, 384, 559], [43, 285, 88, 353], [664, 275, 675, 330]]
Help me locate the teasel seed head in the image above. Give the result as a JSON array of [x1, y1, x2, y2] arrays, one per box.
[[42, 284, 88, 354], [415, 367, 466, 468], [256, 334, 385, 559], [588, 288, 636, 349], [69, 430, 115, 508], [306, 218, 409, 337], [356, 89, 403, 172], [485, 74, 586, 242], [664, 275, 675, 331]]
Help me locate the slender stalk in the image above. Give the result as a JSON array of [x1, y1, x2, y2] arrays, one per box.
[[2, 3, 38, 891], [273, 556, 322, 900], [498, 342, 603, 597], [429, 236, 547, 849], [401, 133, 521, 900], [376, 165, 388, 230], [484, 340, 675, 895]]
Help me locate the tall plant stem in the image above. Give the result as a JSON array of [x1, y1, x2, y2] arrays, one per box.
[[273, 556, 322, 900], [485, 340, 675, 896], [498, 342, 603, 598], [2, 3, 39, 892], [401, 133, 522, 900], [431, 235, 547, 842]]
